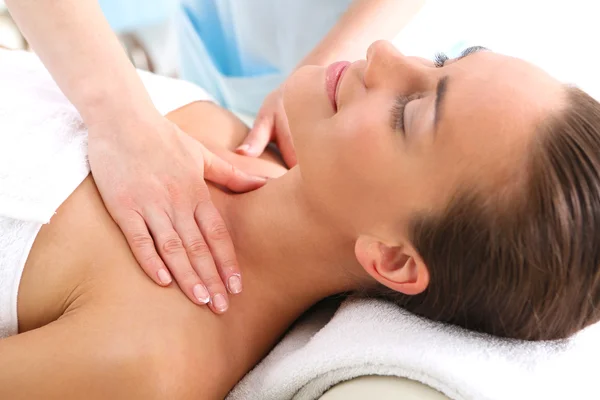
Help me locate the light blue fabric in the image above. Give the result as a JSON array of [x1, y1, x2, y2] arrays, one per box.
[[178, 0, 353, 116], [98, 0, 176, 33]]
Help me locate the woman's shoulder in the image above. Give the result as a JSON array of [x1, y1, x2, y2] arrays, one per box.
[[167, 101, 288, 179]]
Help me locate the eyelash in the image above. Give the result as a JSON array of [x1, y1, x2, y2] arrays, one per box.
[[391, 52, 449, 134], [391, 93, 423, 134], [433, 52, 449, 68]]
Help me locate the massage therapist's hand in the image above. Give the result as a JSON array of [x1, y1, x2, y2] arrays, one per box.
[[236, 86, 298, 167], [88, 115, 267, 314]]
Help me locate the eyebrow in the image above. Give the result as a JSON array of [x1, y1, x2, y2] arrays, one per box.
[[433, 76, 449, 129], [457, 45, 489, 60], [433, 46, 489, 131]]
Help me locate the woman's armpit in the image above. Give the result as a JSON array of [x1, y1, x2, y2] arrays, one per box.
[[18, 176, 133, 334]]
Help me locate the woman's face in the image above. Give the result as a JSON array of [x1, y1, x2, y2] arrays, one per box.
[[283, 41, 563, 240]]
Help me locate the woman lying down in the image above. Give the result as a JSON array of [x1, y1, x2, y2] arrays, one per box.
[[1, 41, 600, 399]]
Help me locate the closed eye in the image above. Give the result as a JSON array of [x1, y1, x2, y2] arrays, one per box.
[[391, 46, 489, 135], [390, 93, 423, 134]]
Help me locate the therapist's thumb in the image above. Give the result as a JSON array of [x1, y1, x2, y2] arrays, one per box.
[[236, 115, 273, 157], [275, 111, 297, 168]]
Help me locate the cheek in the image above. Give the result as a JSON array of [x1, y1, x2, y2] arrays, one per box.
[[332, 101, 397, 173], [309, 107, 405, 229]]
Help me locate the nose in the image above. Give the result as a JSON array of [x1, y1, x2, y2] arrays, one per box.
[[364, 40, 434, 94]]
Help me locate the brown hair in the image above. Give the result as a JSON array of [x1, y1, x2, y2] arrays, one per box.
[[378, 86, 600, 341]]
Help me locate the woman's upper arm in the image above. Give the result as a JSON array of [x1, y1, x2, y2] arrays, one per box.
[[0, 315, 147, 399]]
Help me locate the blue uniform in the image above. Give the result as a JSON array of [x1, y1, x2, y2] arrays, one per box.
[[99, 0, 176, 33], [178, 0, 353, 116]]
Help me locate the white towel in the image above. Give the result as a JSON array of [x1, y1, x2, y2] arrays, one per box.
[[228, 298, 600, 400]]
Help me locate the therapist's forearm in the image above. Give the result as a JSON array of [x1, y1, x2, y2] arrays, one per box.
[[297, 0, 427, 67], [5, 0, 157, 131]]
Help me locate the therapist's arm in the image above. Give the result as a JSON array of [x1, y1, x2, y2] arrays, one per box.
[[297, 0, 427, 67], [5, 0, 266, 312], [5, 0, 154, 126]]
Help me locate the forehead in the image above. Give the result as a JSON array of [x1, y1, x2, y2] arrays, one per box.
[[447, 51, 562, 117], [434, 52, 563, 188]]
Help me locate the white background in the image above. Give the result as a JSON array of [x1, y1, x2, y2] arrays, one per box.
[[394, 0, 600, 99]]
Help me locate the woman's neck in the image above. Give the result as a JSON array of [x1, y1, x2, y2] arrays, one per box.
[[213, 167, 370, 321]]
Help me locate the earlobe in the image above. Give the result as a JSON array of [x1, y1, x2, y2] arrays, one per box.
[[355, 235, 429, 296]]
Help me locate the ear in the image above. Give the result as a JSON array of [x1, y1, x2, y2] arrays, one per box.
[[354, 235, 429, 295]]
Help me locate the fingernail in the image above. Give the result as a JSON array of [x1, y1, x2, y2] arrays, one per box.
[[157, 269, 172, 285], [228, 275, 243, 294], [236, 144, 250, 153], [212, 294, 228, 313], [193, 284, 210, 304], [254, 175, 268, 183]]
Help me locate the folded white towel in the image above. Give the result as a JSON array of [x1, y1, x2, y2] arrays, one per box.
[[228, 298, 600, 400]]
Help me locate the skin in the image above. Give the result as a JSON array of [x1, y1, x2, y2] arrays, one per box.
[[239, 0, 427, 165], [0, 41, 563, 399]]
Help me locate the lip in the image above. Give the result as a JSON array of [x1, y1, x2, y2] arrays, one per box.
[[325, 61, 351, 112]]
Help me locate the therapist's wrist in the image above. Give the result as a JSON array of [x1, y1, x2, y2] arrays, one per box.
[[82, 95, 161, 139], [75, 73, 158, 132], [86, 113, 174, 159], [86, 107, 164, 143]]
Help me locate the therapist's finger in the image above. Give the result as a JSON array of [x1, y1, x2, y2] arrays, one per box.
[[173, 214, 228, 306], [202, 146, 267, 193], [236, 115, 274, 157], [117, 210, 172, 287], [194, 200, 237, 314], [274, 109, 297, 167], [145, 209, 210, 306]]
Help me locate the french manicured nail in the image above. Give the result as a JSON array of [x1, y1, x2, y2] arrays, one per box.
[[228, 275, 243, 294], [252, 175, 268, 183], [157, 269, 172, 285], [193, 284, 210, 304], [212, 294, 228, 312], [236, 144, 250, 153]]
